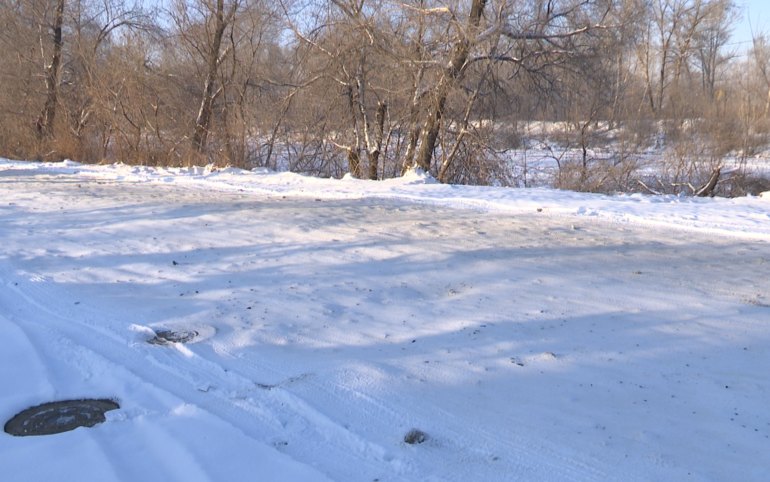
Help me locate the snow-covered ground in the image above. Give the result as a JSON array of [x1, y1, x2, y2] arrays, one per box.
[[1, 158, 769, 481]]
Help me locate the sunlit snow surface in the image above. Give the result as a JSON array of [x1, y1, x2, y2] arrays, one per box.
[[1, 159, 769, 481]]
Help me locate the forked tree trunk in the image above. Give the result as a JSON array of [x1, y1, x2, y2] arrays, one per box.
[[36, 0, 65, 138], [192, 0, 229, 153], [411, 0, 487, 173]]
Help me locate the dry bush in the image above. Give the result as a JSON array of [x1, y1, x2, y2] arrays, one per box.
[[0, 121, 41, 161], [438, 139, 514, 186], [714, 171, 770, 197], [554, 157, 642, 194]]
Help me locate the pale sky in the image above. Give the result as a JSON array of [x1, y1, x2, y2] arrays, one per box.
[[146, 0, 768, 52], [734, 0, 770, 48]]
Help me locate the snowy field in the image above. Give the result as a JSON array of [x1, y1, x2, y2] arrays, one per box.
[[1, 159, 769, 481]]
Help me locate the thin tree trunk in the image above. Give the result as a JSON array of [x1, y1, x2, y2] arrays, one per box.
[[36, 0, 65, 138], [368, 101, 387, 180], [265, 90, 297, 170], [438, 74, 484, 182], [401, 66, 425, 174], [401, 3, 427, 174]]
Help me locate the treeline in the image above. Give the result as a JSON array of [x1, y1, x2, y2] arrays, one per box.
[[1, 0, 769, 193]]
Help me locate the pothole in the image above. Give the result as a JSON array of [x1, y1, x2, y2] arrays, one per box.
[[4, 399, 120, 436], [148, 329, 198, 345]]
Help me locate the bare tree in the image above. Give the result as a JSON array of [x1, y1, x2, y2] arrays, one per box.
[[170, 0, 241, 156], [407, 0, 488, 173], [36, 0, 66, 138], [0, 0, 761, 193], [401, 0, 613, 177], [694, 0, 736, 99]]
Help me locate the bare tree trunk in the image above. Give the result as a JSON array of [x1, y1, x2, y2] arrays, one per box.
[[192, 0, 230, 153], [368, 101, 386, 180], [401, 7, 427, 174], [412, 0, 487, 173], [438, 73, 485, 183], [657, 47, 667, 115], [401, 69, 424, 173], [265, 90, 297, 170], [580, 122, 589, 186], [345, 82, 363, 177], [36, 0, 65, 138]]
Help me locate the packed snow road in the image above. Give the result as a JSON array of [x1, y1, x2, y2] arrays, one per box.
[[1, 165, 769, 481]]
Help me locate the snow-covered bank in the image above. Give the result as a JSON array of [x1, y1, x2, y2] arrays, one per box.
[[1, 159, 770, 481], [2, 158, 769, 241]]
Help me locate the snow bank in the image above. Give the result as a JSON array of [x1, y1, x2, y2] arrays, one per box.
[[3, 159, 768, 241]]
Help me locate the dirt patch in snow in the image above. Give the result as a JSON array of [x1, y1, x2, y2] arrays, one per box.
[[404, 429, 429, 445]]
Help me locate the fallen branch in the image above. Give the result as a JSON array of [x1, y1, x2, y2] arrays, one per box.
[[695, 167, 721, 197]]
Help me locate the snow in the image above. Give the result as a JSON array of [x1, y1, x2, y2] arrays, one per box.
[[7, 158, 770, 240], [1, 158, 769, 481]]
